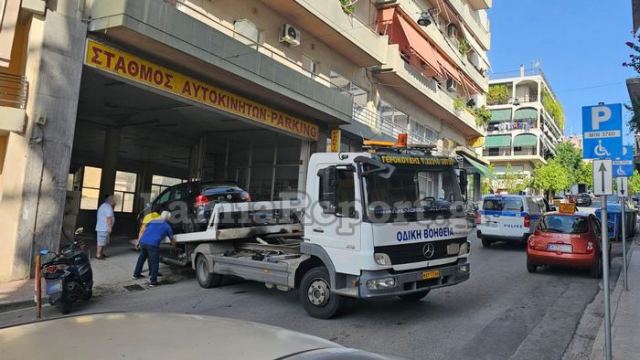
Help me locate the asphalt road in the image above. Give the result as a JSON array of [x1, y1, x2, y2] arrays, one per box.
[[0, 232, 623, 360]]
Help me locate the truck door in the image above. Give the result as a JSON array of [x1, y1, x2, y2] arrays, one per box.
[[311, 165, 362, 258]]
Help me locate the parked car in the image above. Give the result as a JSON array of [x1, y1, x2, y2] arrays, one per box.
[[526, 211, 610, 278], [138, 181, 251, 233], [477, 195, 544, 248], [0, 313, 399, 360], [576, 193, 592, 206]]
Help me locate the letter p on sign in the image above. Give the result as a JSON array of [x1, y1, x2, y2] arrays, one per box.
[[592, 106, 612, 130]]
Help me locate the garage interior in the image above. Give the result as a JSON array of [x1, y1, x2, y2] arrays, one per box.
[[70, 68, 306, 236]]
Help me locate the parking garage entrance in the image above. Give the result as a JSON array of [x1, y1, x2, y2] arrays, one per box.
[[69, 40, 319, 236]]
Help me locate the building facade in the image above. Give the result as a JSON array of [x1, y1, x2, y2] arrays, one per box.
[[485, 68, 564, 193], [0, 0, 491, 282]]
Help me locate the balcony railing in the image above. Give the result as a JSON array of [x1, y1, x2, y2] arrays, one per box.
[[353, 105, 408, 138], [486, 120, 536, 134], [0, 73, 28, 109]]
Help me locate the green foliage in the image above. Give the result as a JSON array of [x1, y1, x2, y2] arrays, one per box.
[[458, 38, 470, 55], [473, 105, 492, 127], [487, 84, 509, 105], [624, 101, 640, 134], [481, 164, 496, 194], [542, 88, 565, 130], [554, 141, 582, 184], [531, 159, 572, 193], [502, 164, 529, 193], [339, 0, 354, 14], [623, 36, 640, 73], [628, 170, 640, 195], [576, 161, 593, 188], [453, 97, 465, 111]]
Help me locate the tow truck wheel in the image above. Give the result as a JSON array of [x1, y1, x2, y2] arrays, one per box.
[[196, 255, 223, 288], [299, 266, 344, 319], [481, 237, 492, 248], [398, 290, 430, 302]]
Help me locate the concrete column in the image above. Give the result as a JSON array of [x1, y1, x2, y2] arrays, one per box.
[[98, 127, 121, 202], [0, 4, 87, 282], [136, 162, 153, 212]]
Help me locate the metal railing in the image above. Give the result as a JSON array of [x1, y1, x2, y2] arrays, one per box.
[[0, 73, 28, 109], [352, 105, 409, 138]]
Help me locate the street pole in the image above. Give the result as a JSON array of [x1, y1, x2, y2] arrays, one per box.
[[620, 194, 628, 291], [602, 195, 612, 360]]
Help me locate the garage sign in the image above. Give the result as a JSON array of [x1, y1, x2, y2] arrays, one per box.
[[84, 40, 319, 141]]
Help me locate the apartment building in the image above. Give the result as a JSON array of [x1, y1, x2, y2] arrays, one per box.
[[0, 0, 491, 282], [485, 68, 564, 192]]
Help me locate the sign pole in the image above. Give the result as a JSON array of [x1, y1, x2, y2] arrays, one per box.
[[620, 193, 628, 291], [601, 195, 612, 360]]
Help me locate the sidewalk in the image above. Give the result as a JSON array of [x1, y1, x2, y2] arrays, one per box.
[[590, 245, 640, 359], [0, 236, 191, 312]]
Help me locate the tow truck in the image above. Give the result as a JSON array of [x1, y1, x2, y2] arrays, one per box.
[[162, 135, 473, 318]]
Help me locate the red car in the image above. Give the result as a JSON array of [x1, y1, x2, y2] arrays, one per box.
[[526, 212, 610, 278]]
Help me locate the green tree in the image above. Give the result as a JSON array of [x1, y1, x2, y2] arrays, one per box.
[[542, 88, 565, 130], [481, 164, 496, 194], [576, 161, 593, 188], [553, 141, 583, 185], [531, 159, 572, 196], [503, 164, 529, 194], [628, 170, 640, 195]]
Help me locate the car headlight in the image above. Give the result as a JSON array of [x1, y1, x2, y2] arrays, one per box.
[[366, 277, 396, 290], [374, 253, 392, 266]]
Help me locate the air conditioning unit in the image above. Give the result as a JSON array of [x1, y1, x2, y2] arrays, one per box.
[[446, 78, 457, 92], [280, 24, 301, 46]]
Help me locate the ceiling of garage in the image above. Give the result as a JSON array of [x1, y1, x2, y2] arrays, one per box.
[[73, 68, 262, 170]]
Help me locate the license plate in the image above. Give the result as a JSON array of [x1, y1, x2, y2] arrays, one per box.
[[547, 244, 572, 253], [421, 270, 440, 280], [46, 279, 62, 295]]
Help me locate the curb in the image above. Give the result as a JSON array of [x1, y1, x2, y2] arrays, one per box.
[[0, 299, 35, 313], [563, 246, 633, 360]]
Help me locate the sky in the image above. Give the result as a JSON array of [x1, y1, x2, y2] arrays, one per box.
[[488, 0, 636, 143]]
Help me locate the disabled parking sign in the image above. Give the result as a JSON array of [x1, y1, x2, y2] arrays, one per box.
[[582, 103, 623, 159], [614, 145, 634, 177]]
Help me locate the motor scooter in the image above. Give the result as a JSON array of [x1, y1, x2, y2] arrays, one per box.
[[40, 228, 93, 314]]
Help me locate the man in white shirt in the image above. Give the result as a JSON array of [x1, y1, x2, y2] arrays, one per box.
[[95, 194, 116, 260]]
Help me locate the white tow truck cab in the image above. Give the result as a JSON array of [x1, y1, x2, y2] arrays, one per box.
[[166, 138, 473, 318]]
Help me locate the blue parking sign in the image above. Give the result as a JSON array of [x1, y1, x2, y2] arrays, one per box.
[[582, 103, 623, 159], [614, 145, 634, 177]]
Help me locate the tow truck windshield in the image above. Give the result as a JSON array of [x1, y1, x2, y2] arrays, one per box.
[[363, 167, 463, 222]]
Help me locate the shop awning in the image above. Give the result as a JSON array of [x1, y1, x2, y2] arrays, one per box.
[[460, 154, 490, 177], [514, 108, 538, 120], [485, 135, 511, 148], [490, 109, 512, 123], [513, 134, 537, 147]]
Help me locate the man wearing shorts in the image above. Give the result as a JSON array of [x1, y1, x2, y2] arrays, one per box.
[[95, 195, 116, 259]]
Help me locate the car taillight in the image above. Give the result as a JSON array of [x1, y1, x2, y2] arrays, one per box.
[[241, 191, 251, 202], [194, 194, 209, 207], [586, 241, 594, 253], [475, 212, 481, 224], [524, 214, 531, 228]]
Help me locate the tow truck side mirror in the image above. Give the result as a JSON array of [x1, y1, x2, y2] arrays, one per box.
[[457, 169, 468, 198], [318, 166, 338, 215]]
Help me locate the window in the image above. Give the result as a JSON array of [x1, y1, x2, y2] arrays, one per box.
[[488, 148, 500, 156], [80, 166, 101, 210], [233, 18, 260, 44], [155, 188, 172, 207], [301, 55, 318, 76], [318, 167, 356, 217], [151, 175, 183, 202], [113, 171, 136, 213], [539, 215, 589, 234]]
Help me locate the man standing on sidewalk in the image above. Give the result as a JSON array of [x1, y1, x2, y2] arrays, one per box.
[[95, 195, 116, 260], [133, 211, 176, 286]]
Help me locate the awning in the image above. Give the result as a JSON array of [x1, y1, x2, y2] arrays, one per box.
[[514, 108, 538, 120], [490, 109, 512, 123], [459, 153, 490, 177], [485, 135, 511, 148], [513, 134, 538, 147], [380, 8, 442, 78]]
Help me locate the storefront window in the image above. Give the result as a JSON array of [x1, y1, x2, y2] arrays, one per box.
[[113, 171, 137, 213], [80, 166, 101, 210], [151, 175, 183, 201]]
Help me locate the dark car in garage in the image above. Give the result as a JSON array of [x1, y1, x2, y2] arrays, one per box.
[[138, 181, 251, 233]]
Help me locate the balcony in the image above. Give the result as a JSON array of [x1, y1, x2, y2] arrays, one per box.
[[371, 48, 483, 138], [259, 0, 388, 67], [0, 72, 28, 134], [444, 0, 491, 50], [87, 0, 353, 126], [468, 0, 492, 10], [352, 106, 408, 139]]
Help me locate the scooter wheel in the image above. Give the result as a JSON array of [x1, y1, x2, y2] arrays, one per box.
[[56, 300, 72, 314]]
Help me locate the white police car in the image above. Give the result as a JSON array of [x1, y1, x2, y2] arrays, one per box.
[[476, 195, 543, 248]]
